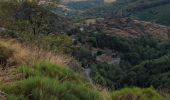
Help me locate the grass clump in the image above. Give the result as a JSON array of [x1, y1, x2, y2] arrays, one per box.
[[1, 77, 101, 100], [0, 44, 13, 59], [0, 62, 102, 100], [17, 62, 85, 83], [0, 43, 14, 69], [0, 38, 74, 67], [111, 87, 166, 100]]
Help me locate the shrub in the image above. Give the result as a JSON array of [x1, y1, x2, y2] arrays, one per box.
[[111, 87, 166, 100]]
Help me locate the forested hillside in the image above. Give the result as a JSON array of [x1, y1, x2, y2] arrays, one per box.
[[0, 0, 170, 100], [80, 0, 170, 26]]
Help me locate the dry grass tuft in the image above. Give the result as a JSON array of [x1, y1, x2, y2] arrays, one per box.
[[0, 38, 75, 67]]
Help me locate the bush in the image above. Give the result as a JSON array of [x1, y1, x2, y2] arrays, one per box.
[[111, 87, 165, 100], [91, 63, 125, 89], [43, 34, 73, 53]]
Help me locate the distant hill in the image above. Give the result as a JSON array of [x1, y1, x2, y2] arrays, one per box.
[[61, 0, 115, 4], [80, 0, 170, 26]]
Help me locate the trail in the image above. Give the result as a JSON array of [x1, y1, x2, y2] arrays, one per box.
[[84, 68, 93, 85]]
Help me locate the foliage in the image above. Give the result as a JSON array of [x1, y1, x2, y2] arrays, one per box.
[[111, 87, 166, 100], [0, 0, 72, 53], [91, 63, 125, 89], [88, 33, 170, 90], [72, 46, 94, 67], [125, 55, 170, 90], [43, 34, 73, 53], [66, 0, 104, 10], [80, 0, 170, 26]]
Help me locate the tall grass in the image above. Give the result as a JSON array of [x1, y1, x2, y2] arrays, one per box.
[[17, 62, 86, 83], [1, 77, 101, 100], [0, 38, 76, 66]]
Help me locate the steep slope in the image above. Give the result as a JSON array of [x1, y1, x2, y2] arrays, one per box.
[[0, 36, 169, 100], [0, 38, 77, 83], [0, 63, 102, 100]]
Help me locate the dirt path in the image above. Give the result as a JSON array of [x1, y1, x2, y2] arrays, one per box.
[[84, 68, 93, 85]]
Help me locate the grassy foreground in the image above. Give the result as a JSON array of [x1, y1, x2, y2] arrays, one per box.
[[0, 62, 169, 100], [0, 63, 101, 100]]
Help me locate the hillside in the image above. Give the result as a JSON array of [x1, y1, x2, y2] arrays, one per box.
[[0, 38, 167, 100], [80, 0, 170, 26], [1, 0, 170, 100], [70, 17, 170, 91], [0, 39, 101, 100], [76, 17, 170, 39], [54, 0, 116, 17]]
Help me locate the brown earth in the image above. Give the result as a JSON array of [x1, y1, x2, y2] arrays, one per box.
[[85, 17, 170, 40]]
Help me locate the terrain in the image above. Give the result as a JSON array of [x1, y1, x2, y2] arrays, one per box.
[[81, 0, 170, 26], [0, 0, 170, 100], [55, 0, 116, 17]]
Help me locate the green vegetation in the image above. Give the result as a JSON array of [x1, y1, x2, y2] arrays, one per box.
[[1, 0, 170, 100], [111, 87, 165, 100], [66, 0, 104, 10], [0, 0, 73, 53], [1, 62, 166, 100], [81, 0, 170, 26], [126, 55, 170, 90], [91, 63, 124, 89], [74, 31, 170, 90], [0, 63, 101, 100]]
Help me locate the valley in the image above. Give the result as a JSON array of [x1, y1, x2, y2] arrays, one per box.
[[0, 0, 170, 100]]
